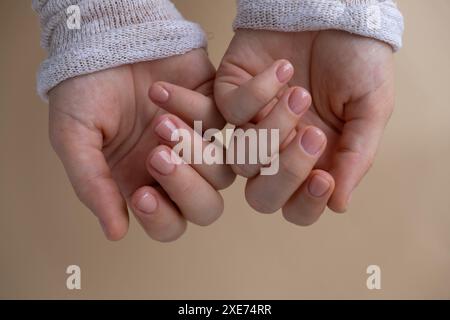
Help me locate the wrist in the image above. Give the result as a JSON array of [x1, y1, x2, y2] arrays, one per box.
[[34, 0, 207, 101]]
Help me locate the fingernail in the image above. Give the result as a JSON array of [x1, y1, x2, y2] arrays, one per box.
[[150, 84, 169, 103], [300, 127, 326, 156], [155, 118, 179, 141], [288, 88, 310, 115], [150, 150, 176, 175], [308, 175, 331, 198], [276, 62, 294, 83], [136, 192, 157, 215]]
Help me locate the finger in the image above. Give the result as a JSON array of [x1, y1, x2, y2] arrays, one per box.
[[328, 93, 393, 213], [282, 170, 335, 226], [149, 82, 226, 130], [50, 121, 128, 241], [215, 59, 294, 126], [152, 114, 236, 190], [226, 122, 261, 178], [131, 186, 187, 242], [230, 87, 311, 178], [245, 127, 327, 213], [146, 145, 224, 226]]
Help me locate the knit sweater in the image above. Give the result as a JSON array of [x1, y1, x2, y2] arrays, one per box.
[[34, 0, 404, 100], [33, 0, 207, 100], [234, 0, 404, 51]]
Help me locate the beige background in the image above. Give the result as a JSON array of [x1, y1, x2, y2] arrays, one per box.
[[1, 0, 449, 299]]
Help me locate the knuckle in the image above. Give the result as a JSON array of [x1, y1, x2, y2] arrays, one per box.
[[282, 208, 320, 227], [249, 85, 271, 107], [231, 163, 258, 178], [209, 170, 236, 191], [279, 159, 308, 183], [336, 147, 375, 175], [72, 173, 102, 204], [245, 188, 279, 214], [147, 221, 187, 243]]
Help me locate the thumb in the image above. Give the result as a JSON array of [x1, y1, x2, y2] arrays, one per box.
[[215, 59, 294, 126], [50, 113, 129, 241], [328, 91, 394, 213]]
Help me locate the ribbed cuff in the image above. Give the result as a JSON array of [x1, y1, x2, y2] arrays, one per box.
[[234, 0, 404, 51], [33, 0, 207, 101]]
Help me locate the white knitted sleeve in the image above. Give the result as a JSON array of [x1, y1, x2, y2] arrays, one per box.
[[234, 0, 404, 51], [33, 0, 207, 101]]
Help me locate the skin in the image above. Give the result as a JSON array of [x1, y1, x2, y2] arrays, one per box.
[[215, 30, 395, 225], [49, 29, 395, 239], [48, 49, 235, 242]]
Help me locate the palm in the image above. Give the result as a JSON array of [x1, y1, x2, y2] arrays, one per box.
[[49, 49, 215, 201], [217, 30, 394, 211]]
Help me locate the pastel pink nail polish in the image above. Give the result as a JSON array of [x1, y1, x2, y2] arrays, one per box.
[[288, 88, 310, 115], [155, 119, 179, 141], [300, 127, 326, 156], [276, 62, 294, 83], [149, 84, 169, 103], [136, 192, 157, 214], [308, 175, 331, 198], [150, 150, 176, 175]]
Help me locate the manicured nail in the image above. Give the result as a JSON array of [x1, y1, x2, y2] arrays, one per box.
[[300, 127, 326, 156], [276, 62, 294, 83], [308, 175, 331, 198], [150, 84, 169, 103], [288, 88, 310, 115], [155, 118, 179, 141], [136, 192, 157, 215], [150, 150, 176, 175]]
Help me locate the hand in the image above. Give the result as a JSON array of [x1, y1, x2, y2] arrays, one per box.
[[49, 49, 235, 242], [215, 30, 395, 225]]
